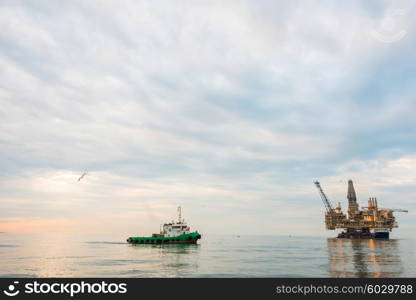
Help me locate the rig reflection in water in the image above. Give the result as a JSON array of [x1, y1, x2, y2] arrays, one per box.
[[327, 238, 403, 277]]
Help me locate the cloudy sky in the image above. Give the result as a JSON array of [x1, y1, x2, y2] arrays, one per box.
[[0, 0, 415, 237]]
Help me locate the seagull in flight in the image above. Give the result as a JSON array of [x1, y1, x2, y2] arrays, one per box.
[[78, 172, 87, 181]]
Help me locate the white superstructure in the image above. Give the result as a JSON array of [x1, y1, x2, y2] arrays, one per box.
[[162, 206, 191, 237]]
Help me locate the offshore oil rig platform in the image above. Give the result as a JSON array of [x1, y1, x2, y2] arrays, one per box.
[[314, 180, 407, 239]]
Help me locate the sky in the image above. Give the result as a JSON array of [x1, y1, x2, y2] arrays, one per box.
[[0, 0, 415, 237]]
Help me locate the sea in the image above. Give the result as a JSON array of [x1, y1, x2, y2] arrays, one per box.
[[0, 233, 415, 277]]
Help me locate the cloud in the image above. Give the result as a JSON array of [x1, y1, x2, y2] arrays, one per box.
[[0, 0, 415, 236]]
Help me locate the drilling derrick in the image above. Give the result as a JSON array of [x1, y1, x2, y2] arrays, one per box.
[[314, 180, 407, 239], [347, 180, 359, 220]]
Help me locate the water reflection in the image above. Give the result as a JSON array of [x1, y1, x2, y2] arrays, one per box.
[[327, 238, 403, 277], [127, 244, 201, 277]]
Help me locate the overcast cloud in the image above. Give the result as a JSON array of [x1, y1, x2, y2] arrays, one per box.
[[0, 0, 415, 237]]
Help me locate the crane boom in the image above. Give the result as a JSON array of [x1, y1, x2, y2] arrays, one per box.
[[383, 208, 408, 213], [314, 181, 334, 212]]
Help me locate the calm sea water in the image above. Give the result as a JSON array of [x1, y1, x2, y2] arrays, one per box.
[[0, 233, 415, 277]]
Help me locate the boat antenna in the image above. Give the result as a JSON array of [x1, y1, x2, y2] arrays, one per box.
[[178, 206, 182, 223]]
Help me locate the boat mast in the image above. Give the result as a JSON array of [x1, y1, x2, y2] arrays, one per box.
[[178, 206, 182, 223]]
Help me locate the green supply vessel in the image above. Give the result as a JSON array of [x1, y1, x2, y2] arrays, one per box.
[[127, 207, 201, 245]]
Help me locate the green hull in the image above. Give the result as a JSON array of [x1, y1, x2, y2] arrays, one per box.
[[127, 232, 201, 244]]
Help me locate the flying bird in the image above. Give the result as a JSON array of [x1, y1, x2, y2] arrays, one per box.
[[78, 172, 87, 181]]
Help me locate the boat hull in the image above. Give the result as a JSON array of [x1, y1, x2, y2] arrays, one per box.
[[127, 232, 201, 245]]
